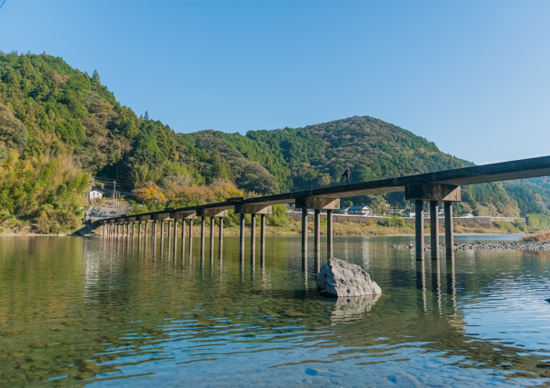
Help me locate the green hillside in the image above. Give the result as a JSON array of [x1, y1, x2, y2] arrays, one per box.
[[0, 52, 548, 232]]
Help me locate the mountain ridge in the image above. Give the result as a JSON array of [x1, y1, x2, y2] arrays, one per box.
[[0, 51, 548, 231]]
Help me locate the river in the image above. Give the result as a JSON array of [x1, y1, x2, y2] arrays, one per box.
[[1, 234, 549, 387]]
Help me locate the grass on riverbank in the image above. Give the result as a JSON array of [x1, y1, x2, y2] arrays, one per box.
[[0, 217, 533, 237]]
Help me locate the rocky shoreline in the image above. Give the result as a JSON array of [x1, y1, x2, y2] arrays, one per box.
[[387, 241, 550, 252]]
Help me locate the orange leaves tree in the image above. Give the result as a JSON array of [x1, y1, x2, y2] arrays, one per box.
[[165, 179, 243, 207], [132, 184, 168, 205]]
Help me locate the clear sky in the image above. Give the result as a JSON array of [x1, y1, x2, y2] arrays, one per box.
[[1, 0, 549, 164]]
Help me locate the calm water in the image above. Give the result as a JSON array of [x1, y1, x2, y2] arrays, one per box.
[[1, 234, 550, 387]]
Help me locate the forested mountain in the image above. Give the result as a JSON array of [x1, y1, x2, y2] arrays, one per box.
[[0, 52, 549, 232]]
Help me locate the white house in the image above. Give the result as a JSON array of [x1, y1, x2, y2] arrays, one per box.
[[348, 205, 372, 216], [336, 207, 349, 214], [88, 190, 103, 200]]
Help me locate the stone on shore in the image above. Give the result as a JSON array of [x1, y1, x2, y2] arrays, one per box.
[[317, 258, 382, 297]]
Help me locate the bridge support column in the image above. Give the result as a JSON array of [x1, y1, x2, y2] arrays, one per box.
[[171, 210, 196, 260], [138, 221, 142, 239], [173, 219, 178, 255], [181, 220, 186, 258], [296, 197, 340, 268], [195, 208, 227, 260], [406, 183, 461, 262], [167, 221, 171, 242], [430, 201, 439, 260], [260, 214, 266, 264], [200, 216, 206, 258], [415, 200, 424, 261], [240, 213, 245, 262], [327, 209, 333, 258], [219, 217, 224, 259], [210, 216, 215, 257], [161, 220, 165, 239], [189, 220, 193, 257], [234, 204, 271, 264], [445, 202, 454, 260], [301, 209, 308, 254], [314, 209, 321, 253], [251, 214, 256, 261]]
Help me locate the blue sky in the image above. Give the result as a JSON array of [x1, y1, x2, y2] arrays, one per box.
[[1, 0, 549, 164]]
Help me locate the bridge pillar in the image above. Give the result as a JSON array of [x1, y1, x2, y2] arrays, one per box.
[[145, 221, 149, 239], [430, 201, 439, 260], [445, 202, 454, 260], [314, 209, 321, 252], [260, 214, 266, 264], [219, 218, 224, 260], [251, 214, 256, 262], [296, 197, 340, 266], [189, 219, 193, 258], [173, 219, 178, 257], [210, 217, 215, 258], [415, 200, 424, 261], [167, 221, 171, 242], [240, 213, 245, 263], [327, 210, 333, 258], [406, 184, 461, 261], [200, 216, 206, 259], [172, 210, 196, 260], [196, 208, 228, 259], [138, 221, 142, 239], [235, 204, 271, 263], [181, 220, 186, 258], [301, 209, 308, 254]]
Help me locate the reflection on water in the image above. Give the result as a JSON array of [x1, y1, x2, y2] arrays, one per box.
[[1, 235, 550, 387]]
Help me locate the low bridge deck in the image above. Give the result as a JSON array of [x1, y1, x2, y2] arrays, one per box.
[[96, 154, 550, 263]]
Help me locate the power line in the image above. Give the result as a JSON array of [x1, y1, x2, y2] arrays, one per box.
[[0, 0, 6, 10]]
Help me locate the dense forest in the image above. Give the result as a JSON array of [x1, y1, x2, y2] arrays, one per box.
[[0, 52, 549, 233]]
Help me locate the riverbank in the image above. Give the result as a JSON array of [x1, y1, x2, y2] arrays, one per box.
[[0, 219, 531, 238], [388, 241, 550, 252]]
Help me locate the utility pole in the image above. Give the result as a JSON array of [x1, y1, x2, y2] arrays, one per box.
[[113, 180, 117, 209]]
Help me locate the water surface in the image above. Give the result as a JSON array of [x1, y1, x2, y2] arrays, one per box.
[[1, 234, 550, 387]]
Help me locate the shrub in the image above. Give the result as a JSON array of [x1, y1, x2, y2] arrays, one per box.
[[379, 215, 407, 228], [520, 231, 550, 242]]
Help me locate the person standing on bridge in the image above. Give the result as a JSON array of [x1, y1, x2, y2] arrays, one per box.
[[342, 167, 352, 185]]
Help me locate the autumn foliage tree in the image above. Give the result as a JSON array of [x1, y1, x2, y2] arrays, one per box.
[[132, 183, 168, 204]]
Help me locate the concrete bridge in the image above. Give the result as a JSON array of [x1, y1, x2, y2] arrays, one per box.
[[94, 154, 550, 264]]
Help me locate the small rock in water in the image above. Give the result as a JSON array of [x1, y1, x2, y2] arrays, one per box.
[[317, 258, 382, 297]]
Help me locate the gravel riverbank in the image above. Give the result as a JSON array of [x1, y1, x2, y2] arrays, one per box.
[[387, 241, 550, 252]]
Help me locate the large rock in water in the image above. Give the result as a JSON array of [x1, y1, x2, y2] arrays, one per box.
[[317, 258, 382, 297]]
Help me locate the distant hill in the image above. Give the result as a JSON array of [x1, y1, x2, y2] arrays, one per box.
[[0, 52, 548, 231]]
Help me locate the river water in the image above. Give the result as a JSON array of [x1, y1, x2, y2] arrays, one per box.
[[1, 234, 550, 387]]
